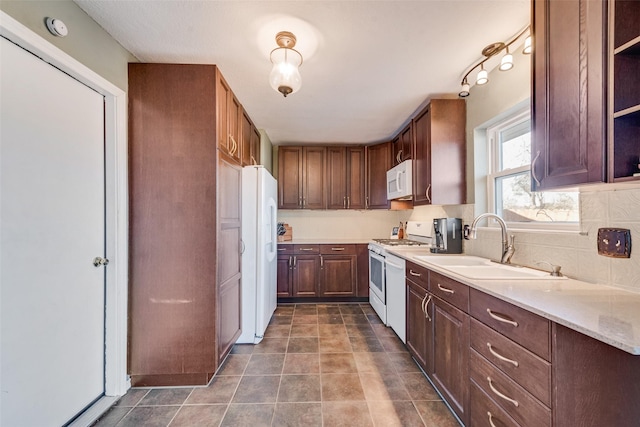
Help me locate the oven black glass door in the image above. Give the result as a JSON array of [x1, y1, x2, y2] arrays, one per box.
[[368, 250, 385, 303]]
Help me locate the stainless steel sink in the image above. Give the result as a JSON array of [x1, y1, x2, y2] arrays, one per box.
[[413, 255, 491, 267], [413, 255, 567, 280]]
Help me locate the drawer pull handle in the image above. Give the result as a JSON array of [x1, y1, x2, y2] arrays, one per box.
[[487, 343, 519, 367], [487, 309, 519, 327], [487, 376, 519, 407], [331, 247, 345, 251], [300, 248, 315, 251], [278, 248, 287, 251], [409, 270, 422, 277], [487, 412, 497, 427], [437, 283, 454, 294], [424, 295, 432, 322], [421, 294, 428, 314]]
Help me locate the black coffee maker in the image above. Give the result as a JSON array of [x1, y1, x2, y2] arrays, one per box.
[[430, 218, 463, 254]]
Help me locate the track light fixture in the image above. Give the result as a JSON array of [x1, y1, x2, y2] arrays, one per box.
[[270, 31, 303, 97], [458, 26, 531, 97]]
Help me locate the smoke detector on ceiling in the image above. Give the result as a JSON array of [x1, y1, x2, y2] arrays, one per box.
[[45, 18, 68, 37]]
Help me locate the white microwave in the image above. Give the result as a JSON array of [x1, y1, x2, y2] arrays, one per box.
[[386, 159, 413, 200]]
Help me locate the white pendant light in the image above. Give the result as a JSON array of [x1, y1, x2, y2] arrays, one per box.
[[476, 66, 488, 85], [269, 31, 303, 97], [499, 47, 514, 71], [523, 35, 532, 54], [459, 79, 470, 97]]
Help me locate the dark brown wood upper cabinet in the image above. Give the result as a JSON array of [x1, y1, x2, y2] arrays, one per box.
[[412, 99, 466, 206], [532, 0, 607, 190], [278, 146, 326, 209], [392, 124, 413, 165], [327, 146, 366, 210], [365, 142, 392, 209], [216, 74, 242, 164], [240, 110, 252, 166]]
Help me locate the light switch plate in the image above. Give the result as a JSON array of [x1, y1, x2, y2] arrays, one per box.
[[597, 228, 631, 258]]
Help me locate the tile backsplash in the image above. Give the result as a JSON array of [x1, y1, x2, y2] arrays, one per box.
[[463, 187, 640, 292]]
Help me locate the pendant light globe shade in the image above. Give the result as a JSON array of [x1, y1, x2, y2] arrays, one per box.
[[476, 68, 488, 85], [269, 48, 302, 97], [499, 52, 514, 71], [459, 81, 470, 97], [523, 36, 532, 54]]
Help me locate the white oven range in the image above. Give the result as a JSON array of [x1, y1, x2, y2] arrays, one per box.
[[368, 221, 431, 342]]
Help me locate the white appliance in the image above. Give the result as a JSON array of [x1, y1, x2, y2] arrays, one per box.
[[368, 221, 432, 341], [386, 159, 413, 200], [239, 166, 278, 344]]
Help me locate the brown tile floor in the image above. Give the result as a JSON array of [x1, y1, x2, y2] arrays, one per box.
[[93, 303, 460, 427]]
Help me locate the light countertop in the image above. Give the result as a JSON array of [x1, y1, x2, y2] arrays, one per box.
[[277, 238, 372, 245], [387, 248, 640, 356]]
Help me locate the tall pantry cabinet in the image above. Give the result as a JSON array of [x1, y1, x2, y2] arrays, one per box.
[[128, 63, 242, 386]]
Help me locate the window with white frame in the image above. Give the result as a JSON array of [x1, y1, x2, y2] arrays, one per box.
[[487, 108, 579, 226]]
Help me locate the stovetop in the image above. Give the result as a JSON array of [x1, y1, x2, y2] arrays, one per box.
[[371, 238, 428, 247]]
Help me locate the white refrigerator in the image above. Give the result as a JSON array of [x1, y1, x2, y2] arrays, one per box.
[[238, 165, 278, 343]]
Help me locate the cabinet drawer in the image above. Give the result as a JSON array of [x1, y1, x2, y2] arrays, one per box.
[[470, 318, 551, 407], [470, 350, 551, 427], [277, 244, 294, 255], [294, 244, 320, 254], [470, 380, 520, 427], [406, 261, 429, 290], [320, 244, 356, 255], [470, 289, 550, 361], [430, 271, 469, 312]]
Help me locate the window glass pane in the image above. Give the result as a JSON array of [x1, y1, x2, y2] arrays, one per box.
[[499, 119, 531, 170], [495, 173, 579, 222]]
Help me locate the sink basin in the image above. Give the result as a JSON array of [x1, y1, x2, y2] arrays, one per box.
[[412, 254, 567, 280], [445, 264, 567, 280], [413, 255, 491, 267]]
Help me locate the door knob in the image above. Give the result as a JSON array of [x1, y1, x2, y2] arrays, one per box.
[[93, 256, 109, 267]]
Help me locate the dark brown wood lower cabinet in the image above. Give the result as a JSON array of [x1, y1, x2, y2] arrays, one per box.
[[292, 255, 319, 297], [276, 254, 293, 297], [432, 297, 469, 425], [405, 279, 432, 372], [320, 255, 356, 296]]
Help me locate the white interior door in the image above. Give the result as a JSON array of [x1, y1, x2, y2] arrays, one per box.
[[1, 36, 106, 426]]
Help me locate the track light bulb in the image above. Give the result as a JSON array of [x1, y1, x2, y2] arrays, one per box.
[[523, 36, 532, 54], [476, 68, 488, 85], [459, 80, 470, 97], [499, 51, 514, 71]]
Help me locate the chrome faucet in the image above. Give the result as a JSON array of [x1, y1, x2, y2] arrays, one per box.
[[467, 213, 515, 264]]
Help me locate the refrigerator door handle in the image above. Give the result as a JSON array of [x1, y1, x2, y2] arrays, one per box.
[[266, 197, 278, 262]]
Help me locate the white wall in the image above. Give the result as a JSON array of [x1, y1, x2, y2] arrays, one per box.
[[278, 209, 412, 240], [0, 0, 137, 90]]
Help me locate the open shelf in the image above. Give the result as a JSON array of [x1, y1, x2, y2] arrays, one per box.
[[610, 0, 640, 182]]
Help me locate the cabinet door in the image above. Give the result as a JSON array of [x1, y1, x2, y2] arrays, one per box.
[[303, 147, 326, 209], [347, 147, 366, 209], [366, 142, 391, 209], [326, 147, 347, 209], [413, 106, 431, 205], [228, 94, 242, 164], [429, 99, 466, 205], [406, 280, 433, 372], [320, 255, 356, 296], [399, 124, 413, 162], [216, 75, 231, 153], [278, 146, 303, 209], [277, 255, 292, 297], [250, 125, 260, 166], [532, 0, 606, 190], [240, 110, 252, 166], [217, 153, 242, 364], [392, 135, 402, 166], [293, 254, 319, 297], [431, 297, 470, 425]]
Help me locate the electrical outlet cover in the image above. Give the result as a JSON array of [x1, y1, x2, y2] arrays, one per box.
[[597, 228, 631, 258]]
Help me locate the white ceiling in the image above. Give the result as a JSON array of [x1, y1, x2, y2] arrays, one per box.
[[75, 0, 530, 145]]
